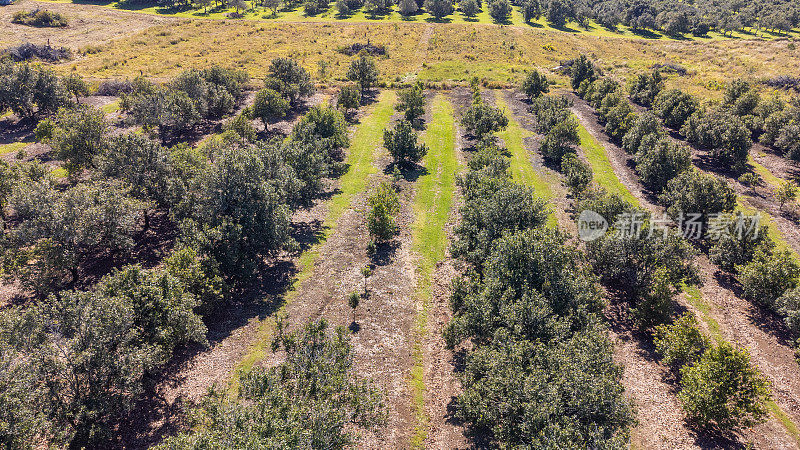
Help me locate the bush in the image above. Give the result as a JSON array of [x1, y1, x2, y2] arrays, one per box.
[[11, 9, 68, 27], [709, 213, 773, 273], [653, 88, 698, 130], [521, 69, 549, 100], [528, 94, 571, 133], [679, 342, 770, 431], [424, 0, 454, 20], [367, 182, 400, 243], [252, 87, 290, 125], [95, 79, 134, 96], [635, 138, 691, 194], [659, 171, 737, 238], [654, 313, 710, 370], [155, 320, 385, 448], [384, 119, 427, 165], [290, 104, 349, 162], [0, 62, 71, 118], [399, 0, 419, 15], [337, 83, 361, 117], [737, 249, 800, 308], [539, 116, 580, 166], [459, 0, 478, 17]]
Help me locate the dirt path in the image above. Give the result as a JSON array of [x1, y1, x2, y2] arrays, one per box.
[[571, 95, 800, 449]]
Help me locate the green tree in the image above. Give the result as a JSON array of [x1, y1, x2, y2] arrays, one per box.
[[737, 249, 800, 307], [628, 70, 663, 107], [679, 342, 770, 431], [488, 0, 511, 22], [384, 119, 428, 165], [399, 0, 419, 15], [347, 55, 379, 94], [63, 73, 91, 103], [424, 0, 453, 20], [252, 87, 290, 125], [570, 54, 599, 90], [396, 81, 425, 124], [777, 180, 798, 211], [659, 171, 737, 237], [460, 0, 478, 17], [560, 153, 592, 196], [621, 111, 664, 155], [635, 138, 692, 194], [521, 69, 549, 100], [337, 83, 361, 119], [366, 181, 400, 243], [654, 313, 710, 370], [265, 57, 315, 107], [653, 88, 698, 130], [461, 101, 509, 140], [35, 105, 107, 177], [348, 291, 360, 323], [539, 116, 580, 165]]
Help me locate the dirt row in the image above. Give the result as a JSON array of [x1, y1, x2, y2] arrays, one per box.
[[571, 95, 800, 449]]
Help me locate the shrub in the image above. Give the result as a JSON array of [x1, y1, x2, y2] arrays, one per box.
[[399, 0, 419, 15], [709, 213, 773, 273], [462, 101, 509, 141], [396, 81, 425, 124], [367, 182, 401, 243], [528, 95, 571, 133], [95, 79, 134, 96], [11, 9, 68, 27], [459, 0, 478, 17], [653, 313, 710, 370], [570, 54, 601, 91], [680, 108, 751, 174], [424, 0, 454, 20], [653, 88, 698, 130], [635, 138, 691, 194], [539, 116, 579, 166], [679, 342, 770, 431], [737, 249, 800, 308], [0, 62, 71, 118], [384, 119, 427, 165], [521, 69, 549, 100], [337, 83, 361, 117]]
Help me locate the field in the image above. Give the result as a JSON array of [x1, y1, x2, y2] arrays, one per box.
[[3, 0, 800, 448]]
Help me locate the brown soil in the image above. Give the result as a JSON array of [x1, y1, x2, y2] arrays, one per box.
[[0, 0, 170, 53], [572, 94, 800, 449]]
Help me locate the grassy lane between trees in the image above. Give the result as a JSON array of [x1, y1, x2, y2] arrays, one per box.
[[231, 90, 397, 386], [409, 94, 459, 448], [576, 122, 640, 206]]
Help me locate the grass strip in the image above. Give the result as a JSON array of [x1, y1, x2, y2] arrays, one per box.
[[230, 90, 396, 388], [576, 121, 640, 207], [409, 94, 459, 448]]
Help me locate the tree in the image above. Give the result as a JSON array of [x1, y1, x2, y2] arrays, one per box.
[[635, 138, 691, 194], [290, 104, 350, 162], [659, 171, 737, 237], [461, 102, 509, 140], [528, 95, 571, 133], [63, 73, 91, 103], [337, 83, 361, 119], [521, 69, 549, 100], [364, 0, 385, 16], [546, 0, 571, 27], [679, 342, 770, 431], [399, 0, 419, 15], [488, 0, 511, 22], [265, 57, 315, 107], [560, 154, 592, 196], [460, 0, 478, 18], [737, 249, 800, 307], [347, 291, 360, 323], [738, 172, 761, 195], [680, 108, 751, 174], [367, 181, 400, 243], [360, 265, 372, 295], [621, 111, 663, 154], [347, 55, 379, 94], [540, 116, 580, 166], [653, 88, 698, 130], [570, 54, 599, 90], [424, 0, 453, 20], [709, 213, 773, 273], [155, 320, 385, 448], [35, 105, 107, 177], [265, 0, 281, 15], [521, 0, 541, 23], [654, 313, 710, 370], [396, 81, 425, 124], [628, 70, 663, 106], [223, 111, 258, 142], [384, 119, 428, 165], [252, 88, 290, 126], [777, 180, 798, 211], [0, 63, 71, 118]]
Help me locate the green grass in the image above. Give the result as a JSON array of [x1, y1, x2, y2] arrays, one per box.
[[100, 100, 121, 114], [682, 284, 723, 343], [576, 121, 640, 206], [409, 94, 459, 449], [0, 142, 30, 157], [768, 400, 800, 447], [230, 90, 396, 389]]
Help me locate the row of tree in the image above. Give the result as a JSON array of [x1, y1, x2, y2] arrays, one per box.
[[568, 60, 781, 431], [444, 81, 634, 447], [0, 58, 360, 447]]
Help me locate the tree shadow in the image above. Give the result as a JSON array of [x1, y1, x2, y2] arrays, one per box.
[[384, 160, 429, 182], [348, 321, 361, 333], [425, 16, 453, 23], [369, 240, 399, 266], [630, 27, 663, 40]]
